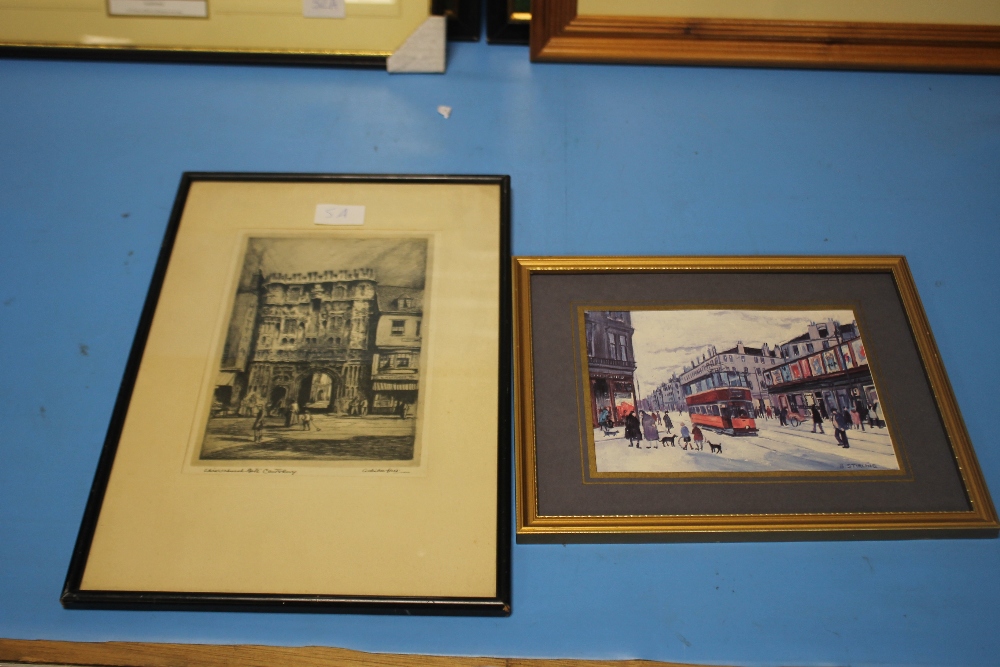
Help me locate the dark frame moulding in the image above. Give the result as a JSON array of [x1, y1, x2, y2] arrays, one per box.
[[487, 0, 530, 45], [60, 172, 512, 616], [530, 0, 1000, 72], [0, 0, 479, 67]]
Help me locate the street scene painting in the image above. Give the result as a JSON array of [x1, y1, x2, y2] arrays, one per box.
[[583, 309, 899, 474], [199, 235, 428, 463]]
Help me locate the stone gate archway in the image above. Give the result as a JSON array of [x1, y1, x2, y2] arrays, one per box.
[[293, 366, 343, 414]]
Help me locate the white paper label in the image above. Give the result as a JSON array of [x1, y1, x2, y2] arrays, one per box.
[[108, 0, 208, 17], [314, 204, 365, 225], [303, 0, 346, 18]]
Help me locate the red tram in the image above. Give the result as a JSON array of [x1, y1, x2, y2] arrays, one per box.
[[682, 370, 758, 436]]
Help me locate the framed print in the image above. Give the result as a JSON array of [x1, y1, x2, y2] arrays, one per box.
[[61, 173, 511, 615], [513, 256, 999, 541], [487, 0, 530, 45], [0, 0, 452, 68], [435, 0, 481, 41], [530, 0, 1000, 72]]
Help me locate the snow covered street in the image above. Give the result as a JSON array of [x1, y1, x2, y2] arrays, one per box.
[[593, 415, 899, 473]]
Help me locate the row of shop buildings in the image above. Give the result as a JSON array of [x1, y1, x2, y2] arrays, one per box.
[[585, 313, 879, 426]]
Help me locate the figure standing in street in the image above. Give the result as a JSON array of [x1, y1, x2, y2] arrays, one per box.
[[290, 400, 300, 425], [692, 425, 704, 451], [854, 399, 868, 431], [662, 412, 673, 433], [810, 404, 824, 434], [832, 409, 850, 448], [641, 411, 659, 448], [252, 408, 265, 443], [624, 412, 642, 447], [680, 423, 692, 450], [598, 406, 611, 434], [301, 408, 312, 431], [779, 406, 789, 426]]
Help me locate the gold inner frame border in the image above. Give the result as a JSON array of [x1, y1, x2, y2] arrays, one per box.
[[512, 256, 999, 538]]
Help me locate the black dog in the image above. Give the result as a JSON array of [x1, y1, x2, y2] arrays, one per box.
[[660, 435, 677, 447], [708, 440, 722, 454]]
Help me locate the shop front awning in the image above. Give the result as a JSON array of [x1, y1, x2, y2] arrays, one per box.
[[215, 371, 237, 386], [373, 381, 419, 392]]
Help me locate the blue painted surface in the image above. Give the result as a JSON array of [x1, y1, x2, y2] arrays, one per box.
[[1, 40, 999, 667]]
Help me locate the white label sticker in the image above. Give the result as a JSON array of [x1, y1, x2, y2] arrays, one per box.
[[314, 204, 365, 225], [108, 0, 207, 17], [303, 0, 345, 18]]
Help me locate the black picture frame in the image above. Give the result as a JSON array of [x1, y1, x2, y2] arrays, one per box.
[[437, 0, 482, 41], [487, 0, 529, 45], [61, 173, 511, 615]]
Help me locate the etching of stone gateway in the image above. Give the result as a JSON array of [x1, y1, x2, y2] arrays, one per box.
[[202, 235, 427, 462], [216, 266, 423, 420]]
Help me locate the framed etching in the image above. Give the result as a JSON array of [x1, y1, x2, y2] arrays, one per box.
[[0, 0, 464, 68], [62, 173, 511, 614], [530, 0, 1000, 72], [513, 256, 998, 540]]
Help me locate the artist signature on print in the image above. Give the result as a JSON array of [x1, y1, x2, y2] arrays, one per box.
[[204, 467, 297, 475], [362, 468, 409, 474], [840, 462, 881, 470]]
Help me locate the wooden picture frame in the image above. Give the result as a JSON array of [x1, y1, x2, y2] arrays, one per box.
[[513, 256, 998, 541], [0, 0, 477, 68], [530, 0, 1000, 72], [61, 173, 511, 615]]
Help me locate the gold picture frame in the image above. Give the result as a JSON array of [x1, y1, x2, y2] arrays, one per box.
[[0, 0, 438, 68], [530, 0, 1000, 72], [61, 173, 512, 614], [513, 256, 998, 540]]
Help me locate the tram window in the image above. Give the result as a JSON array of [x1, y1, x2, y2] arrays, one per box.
[[710, 405, 720, 416]]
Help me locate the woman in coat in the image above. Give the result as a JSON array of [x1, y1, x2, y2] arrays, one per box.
[[662, 412, 673, 433], [641, 411, 659, 447], [624, 411, 642, 447]]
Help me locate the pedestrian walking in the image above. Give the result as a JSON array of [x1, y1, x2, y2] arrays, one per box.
[[641, 411, 659, 448], [252, 408, 265, 443], [680, 423, 692, 450], [810, 404, 824, 434], [854, 400, 868, 431], [869, 401, 881, 428], [662, 412, 673, 433], [624, 412, 642, 447], [290, 400, 300, 425], [850, 408, 862, 430], [598, 407, 611, 434], [301, 408, 312, 431], [765, 405, 773, 419], [691, 425, 704, 451], [832, 409, 850, 448], [779, 406, 789, 426]]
